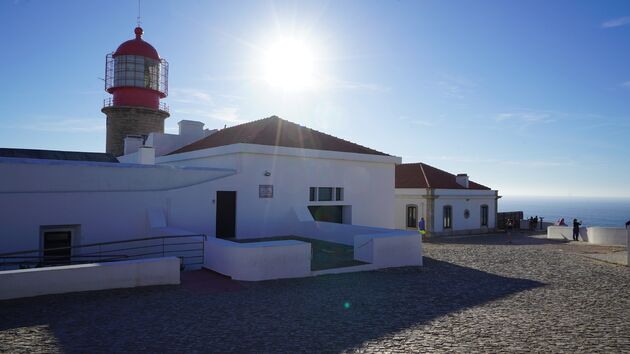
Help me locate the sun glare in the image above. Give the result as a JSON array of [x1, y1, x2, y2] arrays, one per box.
[[262, 38, 318, 90]]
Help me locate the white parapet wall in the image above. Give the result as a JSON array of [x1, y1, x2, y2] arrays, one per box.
[[547, 226, 587, 241], [354, 232, 423, 268], [587, 227, 628, 246], [204, 237, 311, 281], [547, 226, 628, 246], [295, 220, 423, 269], [0, 257, 180, 300], [293, 221, 400, 246]]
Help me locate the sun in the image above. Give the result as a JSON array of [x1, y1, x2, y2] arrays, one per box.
[[262, 38, 317, 90]]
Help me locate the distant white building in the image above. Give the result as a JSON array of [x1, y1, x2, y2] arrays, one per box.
[[395, 163, 499, 236]]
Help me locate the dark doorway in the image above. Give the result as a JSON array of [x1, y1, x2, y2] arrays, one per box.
[[308, 206, 344, 224], [43, 231, 72, 265], [216, 191, 237, 238]]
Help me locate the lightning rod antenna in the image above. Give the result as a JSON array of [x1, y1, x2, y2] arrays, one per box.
[[136, 0, 142, 27]]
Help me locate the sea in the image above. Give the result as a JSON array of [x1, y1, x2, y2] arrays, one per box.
[[498, 196, 630, 228]]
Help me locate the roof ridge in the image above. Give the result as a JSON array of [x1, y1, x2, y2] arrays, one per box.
[[419, 163, 431, 189]]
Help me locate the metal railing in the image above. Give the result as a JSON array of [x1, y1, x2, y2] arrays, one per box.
[[102, 97, 169, 112], [0, 234, 206, 270]]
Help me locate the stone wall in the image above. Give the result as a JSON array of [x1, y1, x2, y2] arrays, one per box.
[[102, 106, 170, 156]]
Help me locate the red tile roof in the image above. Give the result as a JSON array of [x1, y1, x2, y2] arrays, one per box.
[[395, 162, 490, 190], [169, 116, 389, 156]]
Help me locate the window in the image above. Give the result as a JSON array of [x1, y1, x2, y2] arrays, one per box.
[[406, 205, 418, 228], [481, 205, 489, 226], [43, 231, 72, 265], [335, 188, 344, 201], [113, 55, 161, 90], [318, 187, 333, 201], [443, 205, 452, 229], [309, 186, 343, 202]]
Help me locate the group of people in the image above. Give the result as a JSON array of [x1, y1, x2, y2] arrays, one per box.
[[527, 216, 540, 230]]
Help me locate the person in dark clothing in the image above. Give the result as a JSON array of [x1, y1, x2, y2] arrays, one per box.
[[625, 219, 630, 228], [572, 218, 581, 241]]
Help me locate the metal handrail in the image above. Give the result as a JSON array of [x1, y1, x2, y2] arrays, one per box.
[[0, 234, 206, 270], [102, 98, 169, 112], [0, 234, 205, 256]]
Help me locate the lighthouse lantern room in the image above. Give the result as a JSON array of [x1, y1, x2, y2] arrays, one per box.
[[102, 26, 170, 156]]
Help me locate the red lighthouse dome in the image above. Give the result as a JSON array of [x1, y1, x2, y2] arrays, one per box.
[[113, 27, 160, 60], [104, 27, 169, 110]]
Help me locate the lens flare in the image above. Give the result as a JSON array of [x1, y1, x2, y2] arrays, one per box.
[[262, 38, 317, 90]]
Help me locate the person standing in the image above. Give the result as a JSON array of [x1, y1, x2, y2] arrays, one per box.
[[572, 218, 581, 241], [506, 218, 513, 244], [418, 217, 426, 237]]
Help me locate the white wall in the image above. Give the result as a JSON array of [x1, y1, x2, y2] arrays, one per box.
[[395, 188, 497, 234], [204, 237, 311, 281], [588, 227, 627, 246], [547, 226, 627, 246], [204, 225, 422, 281], [0, 257, 180, 300], [160, 144, 399, 239], [547, 226, 587, 241], [432, 189, 497, 233], [292, 220, 398, 245], [0, 142, 399, 255], [394, 189, 427, 231], [354, 233, 422, 267], [0, 158, 235, 254]]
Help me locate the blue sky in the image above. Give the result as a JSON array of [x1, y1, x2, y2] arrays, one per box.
[[1, 0, 629, 198]]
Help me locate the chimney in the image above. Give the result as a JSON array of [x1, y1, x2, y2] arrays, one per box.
[[123, 135, 145, 155], [136, 146, 155, 165], [456, 173, 469, 188], [178, 120, 205, 140]]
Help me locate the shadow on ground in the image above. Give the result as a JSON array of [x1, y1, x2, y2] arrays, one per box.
[[0, 258, 543, 353]]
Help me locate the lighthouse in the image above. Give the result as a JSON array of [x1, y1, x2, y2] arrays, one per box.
[[102, 27, 169, 156]]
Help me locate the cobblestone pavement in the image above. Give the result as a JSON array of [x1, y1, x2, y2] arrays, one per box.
[[1, 233, 629, 353]]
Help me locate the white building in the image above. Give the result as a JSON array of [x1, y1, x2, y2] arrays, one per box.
[[0, 116, 422, 280], [395, 163, 499, 236], [0, 26, 422, 284]]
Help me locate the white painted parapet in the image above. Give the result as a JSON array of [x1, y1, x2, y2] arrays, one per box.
[[547, 226, 628, 246], [587, 227, 628, 246], [354, 232, 422, 268], [547, 226, 587, 241], [0, 257, 180, 300], [204, 237, 311, 281], [293, 221, 395, 246]]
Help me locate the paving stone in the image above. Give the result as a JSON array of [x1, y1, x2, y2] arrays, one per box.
[[0, 232, 628, 353]]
